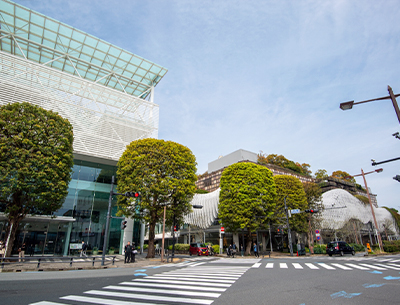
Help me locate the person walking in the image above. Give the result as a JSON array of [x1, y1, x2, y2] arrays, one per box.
[[232, 242, 237, 258], [19, 243, 26, 262], [240, 244, 244, 257], [253, 242, 259, 258], [124, 241, 132, 263], [131, 242, 136, 263], [80, 241, 87, 258]]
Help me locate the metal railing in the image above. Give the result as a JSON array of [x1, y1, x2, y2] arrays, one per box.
[[0, 255, 117, 270]]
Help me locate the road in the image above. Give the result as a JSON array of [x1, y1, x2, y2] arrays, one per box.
[[1, 254, 400, 305]]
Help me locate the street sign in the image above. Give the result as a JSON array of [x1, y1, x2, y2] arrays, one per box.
[[290, 209, 301, 214], [316, 235, 321, 241], [220, 227, 225, 234], [315, 229, 320, 234]]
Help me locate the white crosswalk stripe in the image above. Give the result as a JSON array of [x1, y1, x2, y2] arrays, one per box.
[[265, 263, 274, 268], [318, 263, 335, 270], [358, 263, 387, 270], [280, 263, 288, 268], [305, 263, 319, 269], [345, 263, 369, 270], [292, 263, 303, 269], [31, 265, 250, 305], [330, 263, 352, 270]]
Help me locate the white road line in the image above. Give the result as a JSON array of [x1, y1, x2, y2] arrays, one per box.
[[104, 285, 220, 298], [390, 259, 400, 263], [358, 264, 387, 270], [292, 263, 303, 269], [190, 262, 206, 267], [375, 263, 400, 270], [376, 258, 393, 262], [345, 264, 369, 270], [158, 274, 241, 279], [134, 278, 231, 287], [85, 290, 214, 305], [146, 276, 235, 283], [318, 263, 335, 270], [252, 263, 261, 268], [61, 295, 160, 305], [279, 263, 288, 269], [120, 281, 226, 292], [330, 263, 352, 270], [305, 263, 319, 269], [388, 263, 400, 268], [265, 263, 274, 268], [29, 301, 65, 305]]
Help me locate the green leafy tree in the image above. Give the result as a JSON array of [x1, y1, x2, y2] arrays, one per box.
[[273, 175, 308, 233], [117, 138, 197, 258], [303, 182, 323, 254], [219, 162, 276, 255], [331, 170, 356, 184], [314, 169, 328, 179], [0, 102, 73, 257]]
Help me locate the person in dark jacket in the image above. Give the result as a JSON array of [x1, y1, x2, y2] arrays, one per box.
[[124, 241, 132, 263]]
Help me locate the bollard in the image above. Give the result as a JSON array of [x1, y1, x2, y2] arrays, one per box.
[[37, 258, 41, 268], [92, 257, 95, 267]]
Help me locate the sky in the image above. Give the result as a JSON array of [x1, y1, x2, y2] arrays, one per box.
[[12, 0, 400, 211]]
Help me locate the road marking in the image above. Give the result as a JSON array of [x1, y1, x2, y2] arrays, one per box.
[[62, 295, 163, 304], [146, 275, 235, 283], [252, 262, 261, 268], [120, 281, 227, 292], [104, 285, 221, 298], [305, 263, 319, 269], [84, 289, 214, 304], [292, 263, 303, 269], [30, 302, 67, 305], [330, 263, 352, 270], [390, 259, 400, 263], [375, 264, 400, 270], [358, 264, 387, 270], [157, 273, 241, 279], [265, 263, 274, 268], [279, 263, 288, 269], [318, 263, 335, 270], [134, 278, 231, 287], [345, 264, 369, 270], [190, 262, 206, 267]]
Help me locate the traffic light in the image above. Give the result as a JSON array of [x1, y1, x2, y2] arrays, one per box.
[[305, 209, 319, 213], [121, 220, 127, 230], [276, 228, 284, 235], [393, 175, 400, 182], [124, 191, 140, 198]]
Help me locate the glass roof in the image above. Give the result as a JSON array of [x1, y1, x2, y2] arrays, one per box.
[[0, 0, 168, 99]]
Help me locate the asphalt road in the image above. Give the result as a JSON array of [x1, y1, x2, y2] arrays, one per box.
[[1, 254, 400, 305]]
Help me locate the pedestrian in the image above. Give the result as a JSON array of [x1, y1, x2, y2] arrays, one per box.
[[28, 244, 34, 256], [232, 242, 237, 258], [19, 242, 26, 262], [131, 242, 136, 263], [228, 244, 233, 258], [80, 241, 87, 258], [0, 240, 4, 258], [124, 241, 132, 263], [240, 244, 244, 257], [253, 242, 259, 258]]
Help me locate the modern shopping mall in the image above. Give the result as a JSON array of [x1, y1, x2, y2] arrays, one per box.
[[0, 0, 167, 256]]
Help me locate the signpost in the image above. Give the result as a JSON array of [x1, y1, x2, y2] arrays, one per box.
[[315, 229, 321, 242], [290, 209, 301, 214]]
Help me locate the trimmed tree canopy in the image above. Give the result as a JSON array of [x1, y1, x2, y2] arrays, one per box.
[[117, 138, 197, 258], [219, 162, 276, 232], [273, 175, 308, 233], [0, 102, 74, 256]]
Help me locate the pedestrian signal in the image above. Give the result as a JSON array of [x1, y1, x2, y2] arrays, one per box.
[[121, 220, 127, 230]]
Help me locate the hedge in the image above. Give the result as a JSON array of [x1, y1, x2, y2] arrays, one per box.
[[383, 240, 400, 252]]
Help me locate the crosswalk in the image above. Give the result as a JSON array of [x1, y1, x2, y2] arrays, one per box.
[[30, 265, 250, 305], [258, 261, 400, 271]]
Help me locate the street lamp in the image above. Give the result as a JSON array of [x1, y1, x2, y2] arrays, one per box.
[[339, 85, 400, 124], [348, 168, 384, 252]]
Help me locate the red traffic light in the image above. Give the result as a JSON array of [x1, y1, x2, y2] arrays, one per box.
[[125, 191, 140, 198], [305, 209, 319, 213]]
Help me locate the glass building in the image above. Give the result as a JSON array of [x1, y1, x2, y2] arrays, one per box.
[[0, 0, 167, 255]]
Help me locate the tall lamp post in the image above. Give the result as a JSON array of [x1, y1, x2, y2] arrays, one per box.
[[348, 168, 384, 252], [340, 85, 400, 124]]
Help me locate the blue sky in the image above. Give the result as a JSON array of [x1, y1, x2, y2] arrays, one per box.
[[13, 0, 400, 210]]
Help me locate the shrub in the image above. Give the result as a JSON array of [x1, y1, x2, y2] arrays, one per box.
[[349, 243, 366, 252], [212, 245, 220, 253], [383, 240, 400, 253], [313, 244, 326, 254]]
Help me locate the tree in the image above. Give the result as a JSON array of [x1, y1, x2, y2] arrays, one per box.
[[314, 169, 328, 179], [273, 175, 308, 234], [117, 138, 197, 258], [0, 102, 73, 257], [219, 162, 276, 255], [303, 182, 323, 254], [331, 170, 356, 184]]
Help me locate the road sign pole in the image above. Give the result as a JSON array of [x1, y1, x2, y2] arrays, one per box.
[[284, 196, 293, 257]]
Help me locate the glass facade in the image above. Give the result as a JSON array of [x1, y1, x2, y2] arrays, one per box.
[[0, 159, 131, 256]]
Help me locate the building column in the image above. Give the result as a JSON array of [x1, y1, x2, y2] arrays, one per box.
[[63, 222, 72, 256], [233, 233, 239, 247], [262, 234, 266, 252], [122, 218, 134, 252]]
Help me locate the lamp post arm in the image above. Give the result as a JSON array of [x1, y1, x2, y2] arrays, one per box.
[[372, 157, 400, 166], [388, 86, 400, 125]]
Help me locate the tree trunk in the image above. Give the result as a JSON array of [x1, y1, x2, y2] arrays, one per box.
[[146, 217, 156, 258], [4, 216, 23, 258], [246, 228, 252, 256]]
